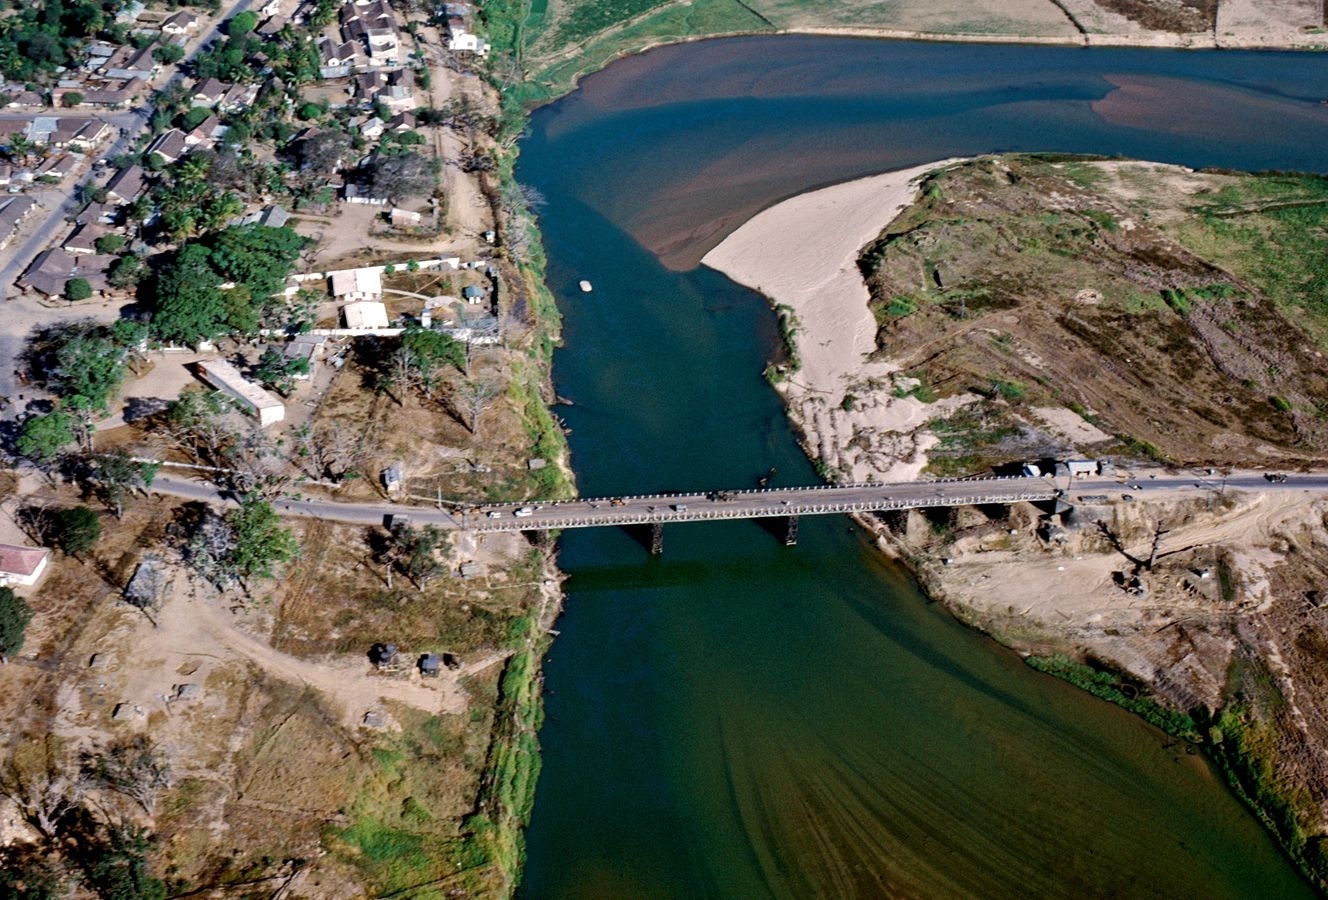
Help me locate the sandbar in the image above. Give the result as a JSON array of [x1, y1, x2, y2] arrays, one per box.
[[702, 160, 970, 482]]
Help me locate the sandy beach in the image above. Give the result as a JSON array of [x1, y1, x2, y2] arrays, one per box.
[[702, 160, 970, 483]]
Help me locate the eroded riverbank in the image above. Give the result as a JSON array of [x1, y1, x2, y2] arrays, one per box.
[[705, 153, 1328, 890]]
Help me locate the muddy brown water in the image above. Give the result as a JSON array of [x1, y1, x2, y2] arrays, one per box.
[[516, 36, 1328, 898]]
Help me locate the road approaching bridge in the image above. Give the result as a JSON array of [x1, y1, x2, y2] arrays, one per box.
[[148, 468, 1324, 541]]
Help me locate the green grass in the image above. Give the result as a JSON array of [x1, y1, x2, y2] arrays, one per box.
[[1171, 174, 1328, 345], [1026, 655, 1202, 741], [1161, 288, 1192, 316], [512, 0, 774, 101], [1211, 704, 1328, 891], [989, 378, 1026, 402]]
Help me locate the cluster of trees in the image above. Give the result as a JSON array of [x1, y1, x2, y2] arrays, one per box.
[[191, 27, 264, 83], [371, 327, 503, 435], [149, 223, 306, 344], [186, 495, 299, 592], [0, 737, 171, 899], [16, 320, 145, 463], [145, 154, 245, 241], [21, 456, 152, 548], [383, 325, 465, 402], [0, 0, 125, 81], [165, 389, 294, 497], [191, 12, 321, 85]]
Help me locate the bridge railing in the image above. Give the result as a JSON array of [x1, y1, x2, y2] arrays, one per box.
[[466, 489, 1058, 533], [471, 474, 1058, 511]]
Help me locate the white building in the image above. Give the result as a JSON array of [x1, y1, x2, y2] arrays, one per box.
[[0, 544, 50, 587], [342, 300, 390, 329], [197, 359, 286, 427], [329, 267, 383, 302]]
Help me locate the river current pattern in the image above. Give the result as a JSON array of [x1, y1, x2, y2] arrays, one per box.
[[516, 37, 1328, 899]]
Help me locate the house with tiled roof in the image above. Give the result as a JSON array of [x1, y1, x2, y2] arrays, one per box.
[[105, 164, 146, 205], [0, 543, 49, 587]]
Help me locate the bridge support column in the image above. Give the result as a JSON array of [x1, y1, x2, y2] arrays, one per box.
[[785, 516, 799, 546], [650, 522, 664, 555]]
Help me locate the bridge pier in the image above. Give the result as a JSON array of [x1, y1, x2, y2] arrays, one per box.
[[784, 515, 799, 546], [650, 522, 664, 555]]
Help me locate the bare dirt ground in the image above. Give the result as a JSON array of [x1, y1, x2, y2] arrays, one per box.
[[0, 484, 554, 891], [1, 19, 559, 895]]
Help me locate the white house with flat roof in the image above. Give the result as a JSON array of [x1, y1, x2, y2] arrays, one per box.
[[329, 267, 383, 302], [342, 300, 390, 329], [197, 359, 285, 427]]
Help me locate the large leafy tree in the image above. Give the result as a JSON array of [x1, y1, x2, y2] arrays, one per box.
[[0, 587, 33, 661], [52, 506, 101, 559], [152, 226, 306, 344], [207, 224, 305, 302], [189, 496, 297, 592], [150, 243, 227, 344], [17, 411, 76, 465], [38, 323, 130, 415], [226, 496, 298, 583]]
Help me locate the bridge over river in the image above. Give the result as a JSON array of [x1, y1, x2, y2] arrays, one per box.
[[150, 469, 1318, 549], [460, 475, 1059, 535]]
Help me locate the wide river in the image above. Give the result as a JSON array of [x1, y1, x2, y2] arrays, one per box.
[[516, 37, 1328, 898]]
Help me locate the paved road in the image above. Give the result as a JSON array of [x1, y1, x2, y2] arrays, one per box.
[[147, 467, 1327, 534]]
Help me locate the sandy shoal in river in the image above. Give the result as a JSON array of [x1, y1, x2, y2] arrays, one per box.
[[702, 160, 969, 483]]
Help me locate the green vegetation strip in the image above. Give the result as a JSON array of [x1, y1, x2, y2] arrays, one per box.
[[1025, 655, 1201, 742], [1028, 656, 1328, 891], [1210, 705, 1328, 889]]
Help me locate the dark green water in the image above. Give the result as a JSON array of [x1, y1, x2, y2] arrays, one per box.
[[517, 37, 1328, 898]]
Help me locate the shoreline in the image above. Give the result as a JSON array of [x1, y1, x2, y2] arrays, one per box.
[[701, 160, 970, 484], [699, 155, 1328, 893], [523, 25, 1328, 107]]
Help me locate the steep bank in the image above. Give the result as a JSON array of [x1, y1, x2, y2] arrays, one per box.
[[704, 155, 1328, 890]]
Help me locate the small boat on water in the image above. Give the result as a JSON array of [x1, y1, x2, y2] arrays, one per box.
[[579, 280, 593, 292]]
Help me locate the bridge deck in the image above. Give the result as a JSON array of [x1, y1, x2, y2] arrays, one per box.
[[459, 476, 1059, 533]]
